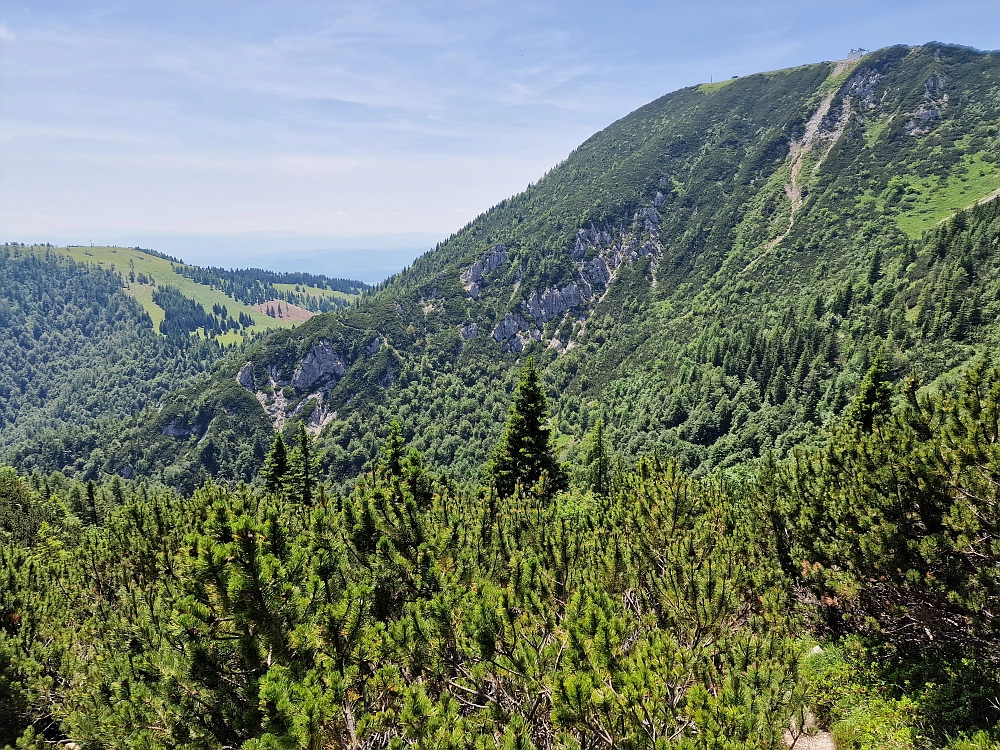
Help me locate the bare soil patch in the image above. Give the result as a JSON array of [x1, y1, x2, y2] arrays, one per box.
[[784, 730, 834, 750], [254, 301, 315, 322]]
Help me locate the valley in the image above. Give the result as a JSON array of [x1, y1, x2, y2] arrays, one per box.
[[4, 42, 1000, 750]]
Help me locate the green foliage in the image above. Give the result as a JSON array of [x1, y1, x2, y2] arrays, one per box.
[[6, 45, 1000, 746], [580, 417, 611, 496], [288, 424, 318, 505], [485, 358, 568, 497], [262, 433, 289, 494], [153, 284, 241, 338], [0, 248, 224, 457], [767, 357, 1000, 742], [844, 354, 894, 432], [18, 45, 1000, 497], [172, 263, 367, 311], [0, 427, 802, 748]]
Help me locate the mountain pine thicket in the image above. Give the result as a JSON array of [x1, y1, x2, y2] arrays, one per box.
[[5, 42, 1000, 747]]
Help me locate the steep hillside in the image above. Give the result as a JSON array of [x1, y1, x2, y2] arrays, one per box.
[[0, 244, 366, 467], [29, 43, 1000, 489], [7, 42, 1000, 749]]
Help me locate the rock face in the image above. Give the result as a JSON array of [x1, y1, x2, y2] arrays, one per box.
[[236, 362, 255, 391], [460, 322, 479, 340], [582, 256, 612, 289], [523, 282, 587, 325], [291, 340, 347, 391], [905, 73, 948, 136], [462, 244, 508, 299], [572, 226, 612, 260], [492, 312, 530, 343], [489, 191, 668, 352]]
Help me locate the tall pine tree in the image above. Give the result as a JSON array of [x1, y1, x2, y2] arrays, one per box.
[[583, 418, 611, 496], [846, 353, 894, 433], [261, 434, 288, 494], [485, 357, 567, 498], [287, 425, 317, 505]]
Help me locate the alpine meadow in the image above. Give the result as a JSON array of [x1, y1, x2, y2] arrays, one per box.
[[7, 41, 1000, 749]]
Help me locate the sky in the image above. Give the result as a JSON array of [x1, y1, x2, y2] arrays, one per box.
[[1, 1, 999, 281]]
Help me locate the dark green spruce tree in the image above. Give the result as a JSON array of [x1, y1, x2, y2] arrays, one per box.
[[583, 418, 611, 496], [261, 434, 288, 494], [287, 425, 318, 505], [485, 357, 567, 498], [845, 354, 894, 433]]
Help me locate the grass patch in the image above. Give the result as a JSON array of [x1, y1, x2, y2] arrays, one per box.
[[272, 282, 353, 302], [864, 115, 895, 147], [213, 330, 247, 347], [698, 78, 738, 93], [894, 154, 1000, 238], [33, 245, 302, 336]]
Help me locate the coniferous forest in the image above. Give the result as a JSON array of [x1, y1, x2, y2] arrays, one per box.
[[7, 42, 1000, 748]]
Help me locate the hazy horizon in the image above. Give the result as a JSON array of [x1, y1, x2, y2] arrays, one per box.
[[8, 230, 446, 284]]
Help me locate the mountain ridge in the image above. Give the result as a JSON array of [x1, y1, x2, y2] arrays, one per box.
[[8, 42, 1000, 750], [14, 42, 1000, 490]]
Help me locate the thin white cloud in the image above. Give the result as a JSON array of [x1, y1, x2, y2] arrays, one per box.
[[2, 0, 999, 257]]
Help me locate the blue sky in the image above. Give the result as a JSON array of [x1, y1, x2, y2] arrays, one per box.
[[1, 1, 998, 279]]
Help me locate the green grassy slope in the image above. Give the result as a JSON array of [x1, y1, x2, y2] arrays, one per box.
[[37, 245, 304, 339], [0, 243, 369, 468]]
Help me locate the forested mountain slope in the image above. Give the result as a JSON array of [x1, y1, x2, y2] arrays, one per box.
[[0, 248, 221, 456], [0, 245, 365, 468], [21, 42, 1000, 490], [9, 41, 1000, 750], [5, 351, 1000, 749]]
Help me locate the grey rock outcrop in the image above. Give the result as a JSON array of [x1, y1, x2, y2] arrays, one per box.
[[522, 282, 587, 325], [291, 340, 347, 391], [462, 244, 508, 284], [843, 68, 884, 109], [582, 256, 612, 289], [365, 337, 381, 355], [573, 226, 612, 260], [460, 322, 479, 340], [462, 244, 508, 298], [905, 74, 948, 136], [267, 364, 288, 386], [492, 312, 530, 343], [237, 362, 255, 391]]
